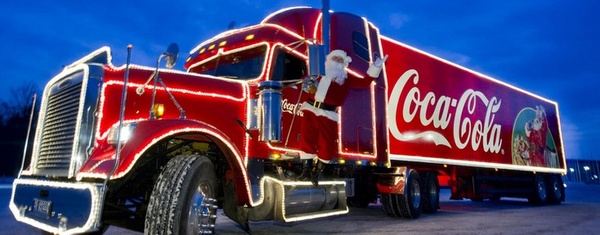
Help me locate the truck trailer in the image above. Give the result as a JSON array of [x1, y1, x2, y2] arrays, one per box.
[[11, 7, 566, 234]]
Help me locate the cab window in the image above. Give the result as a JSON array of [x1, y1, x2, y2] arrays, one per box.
[[271, 49, 307, 83], [192, 45, 267, 80]]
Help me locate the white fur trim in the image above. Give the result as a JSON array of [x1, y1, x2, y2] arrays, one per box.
[[300, 102, 338, 121], [300, 152, 317, 160], [314, 75, 331, 101]]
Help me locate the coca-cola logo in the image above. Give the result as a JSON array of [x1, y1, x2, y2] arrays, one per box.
[[388, 69, 503, 154], [281, 99, 303, 116]]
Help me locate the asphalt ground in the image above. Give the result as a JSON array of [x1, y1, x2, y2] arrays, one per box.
[[2, 181, 599, 234]]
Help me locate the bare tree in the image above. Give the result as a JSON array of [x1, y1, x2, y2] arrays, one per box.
[[0, 101, 9, 125], [9, 82, 38, 118], [0, 82, 39, 176], [0, 82, 39, 123]]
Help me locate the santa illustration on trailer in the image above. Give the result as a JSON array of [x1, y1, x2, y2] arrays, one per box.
[[297, 49, 387, 185], [525, 105, 549, 167]]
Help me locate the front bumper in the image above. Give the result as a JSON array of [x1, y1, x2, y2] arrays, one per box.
[[9, 178, 104, 235]]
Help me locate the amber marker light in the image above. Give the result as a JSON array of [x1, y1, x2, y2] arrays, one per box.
[[153, 103, 165, 119], [338, 159, 346, 165], [269, 152, 281, 160], [245, 34, 255, 40]]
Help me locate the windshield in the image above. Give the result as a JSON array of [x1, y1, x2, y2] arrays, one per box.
[[193, 45, 267, 80]]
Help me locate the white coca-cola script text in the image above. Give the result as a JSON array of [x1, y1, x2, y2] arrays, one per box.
[[388, 69, 502, 153]]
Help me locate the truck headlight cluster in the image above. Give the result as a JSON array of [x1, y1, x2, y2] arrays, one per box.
[[107, 123, 138, 145]]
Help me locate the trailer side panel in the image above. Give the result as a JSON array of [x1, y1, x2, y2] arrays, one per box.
[[381, 36, 566, 174]]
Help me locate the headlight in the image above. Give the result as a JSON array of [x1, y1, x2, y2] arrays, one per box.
[[107, 123, 137, 145]]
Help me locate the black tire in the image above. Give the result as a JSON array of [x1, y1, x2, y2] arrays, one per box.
[[421, 172, 439, 214], [381, 169, 422, 219], [546, 175, 564, 205], [528, 174, 547, 205], [145, 155, 218, 235]]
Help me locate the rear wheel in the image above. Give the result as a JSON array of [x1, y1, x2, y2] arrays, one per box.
[[546, 175, 564, 205], [421, 172, 439, 214], [528, 174, 547, 205], [381, 169, 422, 219], [145, 155, 218, 234]]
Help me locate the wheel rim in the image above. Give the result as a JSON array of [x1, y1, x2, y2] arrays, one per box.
[[187, 183, 216, 234], [537, 180, 547, 200], [552, 181, 562, 199]]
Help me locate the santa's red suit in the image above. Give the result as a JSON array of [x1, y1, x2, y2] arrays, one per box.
[[299, 50, 385, 163], [525, 106, 548, 167]]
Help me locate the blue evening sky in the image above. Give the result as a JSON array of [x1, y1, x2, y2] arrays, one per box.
[[1, 0, 598, 159]]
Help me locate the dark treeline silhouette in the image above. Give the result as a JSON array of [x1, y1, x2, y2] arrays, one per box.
[[0, 82, 39, 177]]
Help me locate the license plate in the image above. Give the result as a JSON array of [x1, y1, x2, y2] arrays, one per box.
[[33, 198, 53, 217]]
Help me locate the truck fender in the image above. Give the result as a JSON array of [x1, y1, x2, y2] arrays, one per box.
[[77, 119, 253, 206]]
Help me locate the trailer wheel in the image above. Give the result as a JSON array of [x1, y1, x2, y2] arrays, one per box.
[[421, 172, 439, 214], [528, 174, 547, 205], [381, 169, 422, 219], [145, 155, 218, 235], [546, 175, 564, 205]]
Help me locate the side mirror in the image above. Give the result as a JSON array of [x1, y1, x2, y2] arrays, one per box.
[[308, 44, 325, 77], [164, 43, 179, 68]]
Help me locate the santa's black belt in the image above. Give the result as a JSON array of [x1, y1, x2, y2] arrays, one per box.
[[307, 99, 337, 111]]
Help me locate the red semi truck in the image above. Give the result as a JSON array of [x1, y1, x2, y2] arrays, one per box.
[[11, 7, 566, 234]]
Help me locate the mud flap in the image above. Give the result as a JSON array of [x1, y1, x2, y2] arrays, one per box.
[[222, 178, 251, 233]]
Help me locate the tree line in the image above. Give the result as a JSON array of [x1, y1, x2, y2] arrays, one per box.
[[0, 82, 38, 177]]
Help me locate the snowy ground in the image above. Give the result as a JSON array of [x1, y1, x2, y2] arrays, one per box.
[[2, 180, 599, 234]]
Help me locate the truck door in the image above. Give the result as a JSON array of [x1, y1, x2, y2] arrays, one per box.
[[269, 48, 308, 151], [329, 12, 388, 163]]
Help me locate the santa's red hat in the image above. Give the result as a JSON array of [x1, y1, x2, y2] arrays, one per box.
[[327, 49, 352, 67]]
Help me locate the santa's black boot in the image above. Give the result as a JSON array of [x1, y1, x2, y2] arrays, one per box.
[[311, 159, 325, 186], [296, 159, 313, 181]]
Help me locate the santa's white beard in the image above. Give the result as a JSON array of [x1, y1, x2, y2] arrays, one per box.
[[325, 60, 348, 85]]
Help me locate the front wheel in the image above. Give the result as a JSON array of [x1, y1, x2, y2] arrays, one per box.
[[145, 155, 218, 235]]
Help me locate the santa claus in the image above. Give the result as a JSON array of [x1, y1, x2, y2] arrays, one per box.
[[525, 106, 548, 167], [297, 49, 387, 185]]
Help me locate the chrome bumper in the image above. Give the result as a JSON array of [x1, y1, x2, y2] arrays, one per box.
[[9, 178, 104, 235]]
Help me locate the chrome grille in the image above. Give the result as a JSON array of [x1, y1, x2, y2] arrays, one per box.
[[36, 81, 82, 171]]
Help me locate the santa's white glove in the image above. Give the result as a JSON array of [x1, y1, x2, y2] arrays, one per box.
[[367, 54, 388, 78], [302, 76, 318, 94]]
